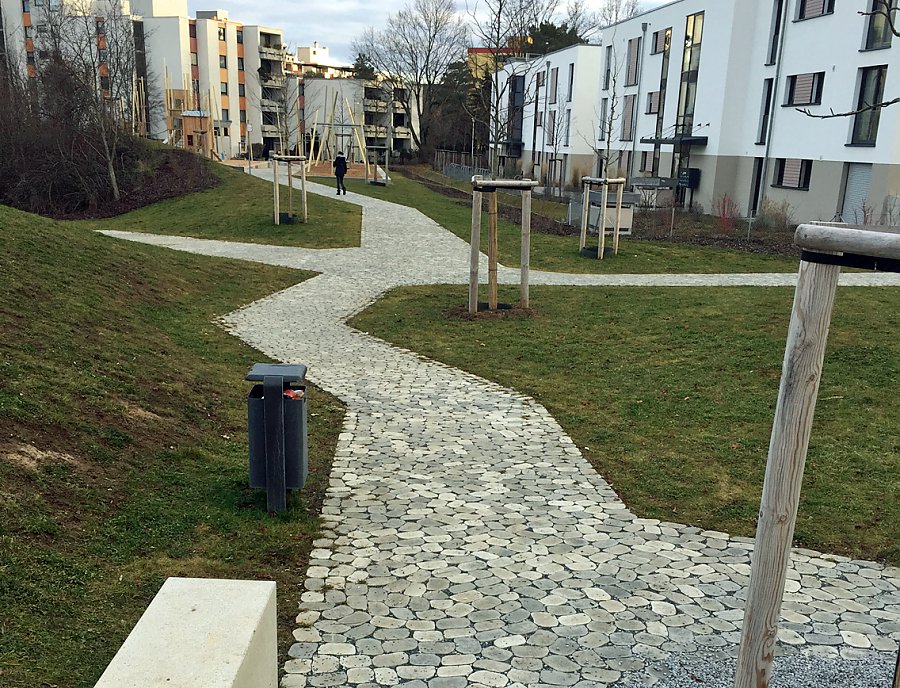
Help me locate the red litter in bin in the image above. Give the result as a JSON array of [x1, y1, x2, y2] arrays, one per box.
[[283, 389, 304, 399]]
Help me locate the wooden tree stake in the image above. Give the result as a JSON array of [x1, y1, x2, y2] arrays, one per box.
[[273, 159, 280, 225], [598, 183, 609, 259], [469, 189, 483, 315], [580, 181, 590, 250], [521, 190, 532, 308], [734, 257, 841, 688], [488, 191, 499, 310]]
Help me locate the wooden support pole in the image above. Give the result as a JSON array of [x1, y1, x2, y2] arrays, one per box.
[[734, 257, 841, 688], [469, 190, 483, 315], [614, 182, 624, 255], [521, 190, 532, 308], [288, 161, 294, 219], [580, 182, 590, 251], [598, 183, 609, 259], [488, 191, 499, 310], [301, 162, 308, 223], [273, 158, 280, 225]]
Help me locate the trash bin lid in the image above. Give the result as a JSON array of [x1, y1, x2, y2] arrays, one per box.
[[245, 363, 307, 382]]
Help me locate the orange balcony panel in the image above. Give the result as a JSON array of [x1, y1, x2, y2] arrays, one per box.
[[27, 64, 36, 77], [98, 36, 107, 49], [238, 72, 245, 84], [23, 13, 31, 26], [239, 97, 246, 109], [191, 65, 199, 79], [221, 95, 229, 108], [190, 37, 197, 52], [99, 63, 108, 76], [220, 67, 228, 81], [237, 43, 244, 58], [25, 38, 33, 51]]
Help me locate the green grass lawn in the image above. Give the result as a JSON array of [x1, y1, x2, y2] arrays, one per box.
[[350, 283, 900, 565], [0, 203, 344, 688], [331, 171, 799, 274], [81, 162, 361, 248]]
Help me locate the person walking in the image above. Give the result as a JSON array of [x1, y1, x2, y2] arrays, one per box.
[[333, 151, 348, 195]]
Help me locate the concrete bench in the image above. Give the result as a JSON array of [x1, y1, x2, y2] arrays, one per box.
[[94, 577, 277, 688]]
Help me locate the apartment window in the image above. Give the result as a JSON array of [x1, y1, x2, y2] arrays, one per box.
[[548, 110, 556, 140], [646, 90, 661, 114], [189, 23, 196, 38], [236, 29, 243, 43], [866, 0, 897, 49], [26, 51, 35, 65], [626, 37, 641, 86], [220, 81, 228, 94], [566, 63, 574, 102], [24, 25, 33, 38], [651, 28, 670, 54], [237, 57, 244, 71], [190, 52, 198, 66], [537, 70, 545, 87], [604, 45, 612, 90], [240, 109, 246, 123], [98, 48, 107, 63], [187, 135, 194, 146], [100, 75, 109, 90], [675, 12, 703, 138], [218, 26, 225, 41], [22, 0, 29, 12], [564, 109, 571, 145], [218, 55, 226, 68], [785, 72, 824, 106], [621, 94, 635, 141], [599, 98, 608, 140], [797, 0, 835, 20], [96, 19, 105, 34], [640, 150, 652, 172], [851, 65, 888, 145], [191, 79, 199, 93], [767, 0, 785, 64], [238, 83, 245, 97], [757, 78, 774, 144], [221, 108, 229, 120], [773, 158, 812, 189], [536, 111, 543, 127], [223, 127, 229, 136], [550, 67, 558, 103]]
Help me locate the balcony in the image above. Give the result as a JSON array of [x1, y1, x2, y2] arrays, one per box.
[[259, 73, 285, 89], [393, 126, 411, 139], [258, 45, 283, 60], [364, 124, 387, 138], [260, 98, 280, 112], [260, 123, 280, 137], [363, 98, 386, 113]]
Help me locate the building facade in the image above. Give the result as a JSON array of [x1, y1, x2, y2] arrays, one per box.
[[497, 0, 900, 223]]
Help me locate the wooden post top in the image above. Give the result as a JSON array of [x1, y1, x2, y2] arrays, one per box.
[[472, 175, 540, 190], [581, 177, 627, 186], [272, 155, 308, 162], [795, 224, 900, 260]]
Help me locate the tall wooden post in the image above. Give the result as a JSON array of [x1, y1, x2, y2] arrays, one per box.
[[521, 190, 532, 308], [734, 257, 841, 688], [469, 189, 483, 315], [287, 161, 294, 219], [598, 183, 609, 259], [488, 191, 499, 310], [301, 162, 308, 223], [614, 182, 624, 255], [273, 158, 280, 225], [580, 181, 590, 250]]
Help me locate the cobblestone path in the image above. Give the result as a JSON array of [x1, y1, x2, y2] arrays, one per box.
[[100, 176, 900, 687]]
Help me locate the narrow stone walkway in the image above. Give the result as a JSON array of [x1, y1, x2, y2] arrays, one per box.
[[100, 174, 900, 687]]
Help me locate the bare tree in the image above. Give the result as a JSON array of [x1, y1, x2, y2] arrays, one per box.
[[598, 0, 641, 27], [468, 0, 558, 176], [353, 0, 469, 156]]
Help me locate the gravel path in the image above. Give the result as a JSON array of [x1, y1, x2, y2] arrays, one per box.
[[99, 171, 900, 688]]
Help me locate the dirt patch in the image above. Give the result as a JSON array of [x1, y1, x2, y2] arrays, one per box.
[[443, 304, 539, 320], [48, 149, 220, 221], [121, 401, 166, 422], [1, 442, 89, 473]]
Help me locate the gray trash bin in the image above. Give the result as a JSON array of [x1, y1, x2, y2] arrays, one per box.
[[246, 363, 308, 512]]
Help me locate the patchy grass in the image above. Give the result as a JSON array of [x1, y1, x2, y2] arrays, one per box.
[[350, 283, 900, 565], [328, 170, 799, 274], [80, 163, 361, 248], [0, 204, 344, 687]]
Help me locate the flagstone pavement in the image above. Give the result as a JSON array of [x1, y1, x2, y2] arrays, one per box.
[[100, 172, 900, 687]]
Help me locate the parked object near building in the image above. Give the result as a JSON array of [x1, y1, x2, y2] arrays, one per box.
[[494, 0, 900, 224]]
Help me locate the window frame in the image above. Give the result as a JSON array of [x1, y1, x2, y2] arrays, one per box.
[[784, 71, 825, 106], [217, 26, 226, 41], [850, 64, 888, 146], [796, 0, 835, 21], [220, 81, 228, 94], [772, 158, 813, 190], [219, 55, 227, 69], [864, 0, 897, 50]]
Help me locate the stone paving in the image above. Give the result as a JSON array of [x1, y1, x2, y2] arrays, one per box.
[[100, 174, 900, 687]]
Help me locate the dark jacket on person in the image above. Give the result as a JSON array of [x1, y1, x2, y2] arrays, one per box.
[[334, 155, 347, 176]]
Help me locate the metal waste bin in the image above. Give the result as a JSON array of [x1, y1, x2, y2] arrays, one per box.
[[246, 363, 308, 512]]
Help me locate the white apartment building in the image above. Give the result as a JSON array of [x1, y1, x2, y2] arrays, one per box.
[[498, 0, 900, 223], [497, 44, 604, 190], [134, 0, 295, 158], [293, 42, 353, 79]]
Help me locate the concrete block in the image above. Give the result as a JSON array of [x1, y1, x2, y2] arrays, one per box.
[[95, 577, 277, 688]]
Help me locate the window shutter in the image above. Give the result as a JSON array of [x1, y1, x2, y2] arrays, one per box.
[[783, 158, 802, 187], [622, 94, 635, 140], [805, 0, 825, 16], [627, 38, 640, 85], [648, 91, 660, 114], [793, 73, 814, 103], [654, 30, 668, 54]]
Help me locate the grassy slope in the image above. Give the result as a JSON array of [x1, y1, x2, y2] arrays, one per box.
[[0, 204, 344, 687], [351, 283, 900, 565], [80, 163, 362, 248], [326, 172, 799, 274]]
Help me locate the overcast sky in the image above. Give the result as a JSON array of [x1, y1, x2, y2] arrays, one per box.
[[186, 0, 671, 65]]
